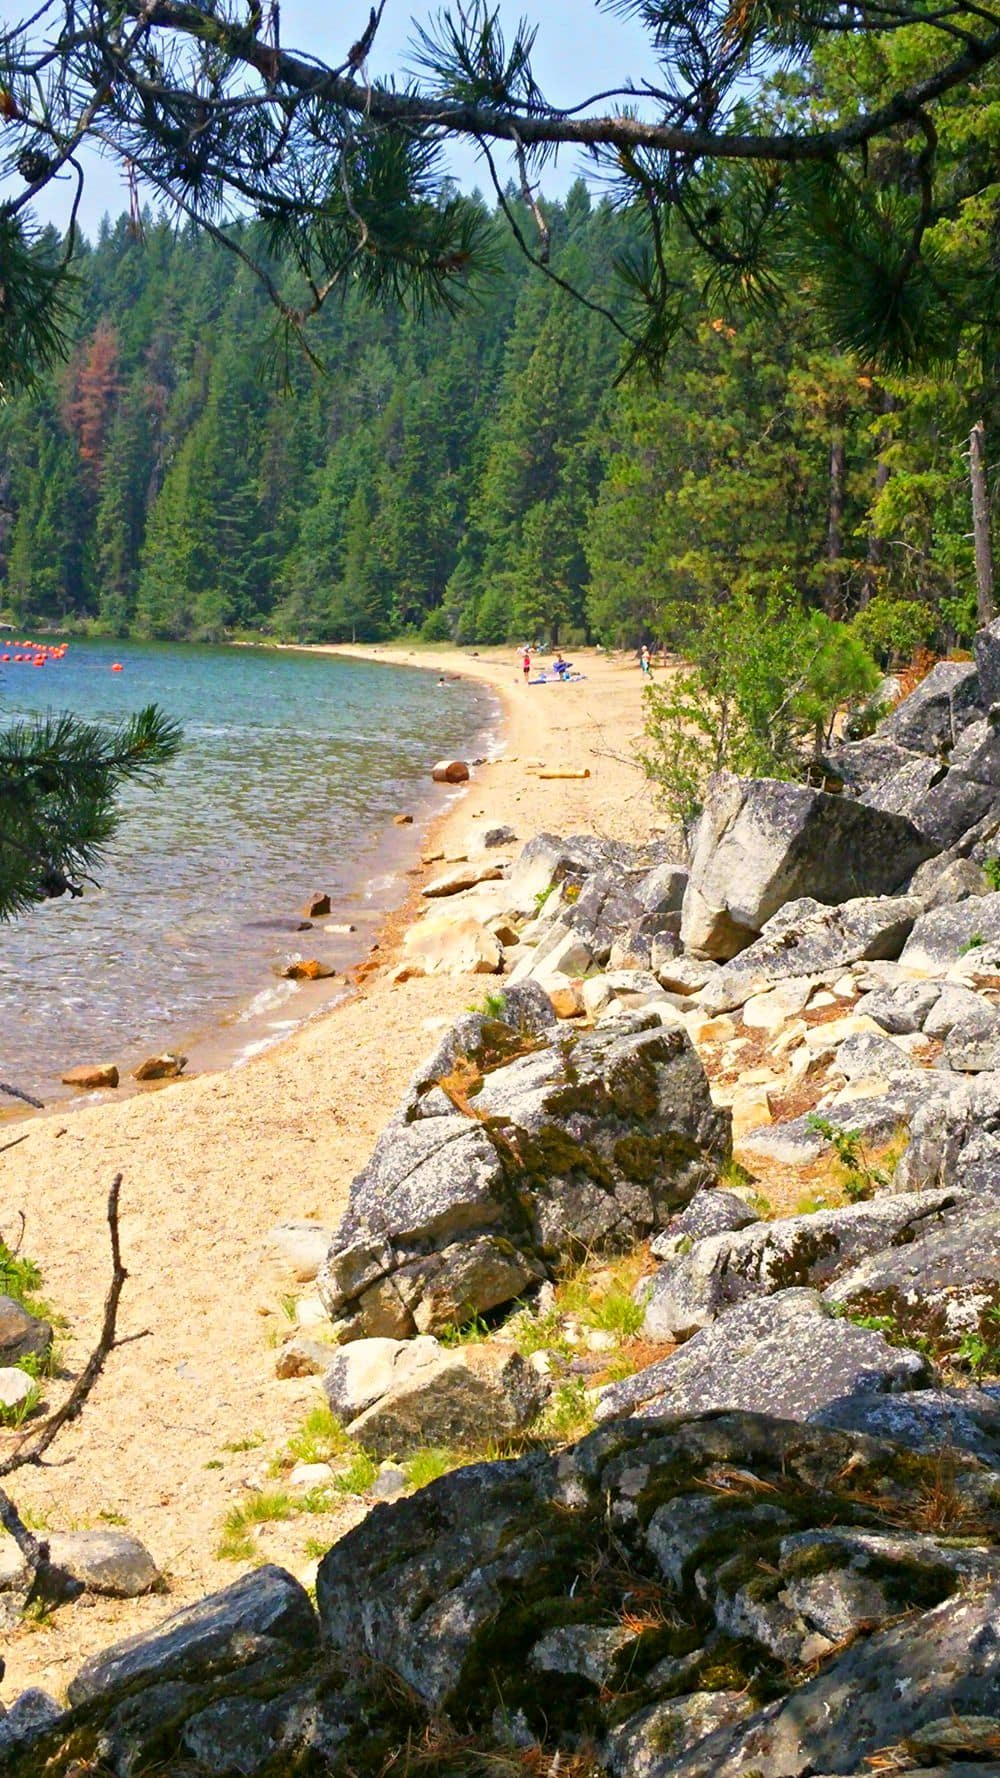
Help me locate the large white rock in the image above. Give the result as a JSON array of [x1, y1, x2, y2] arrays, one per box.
[[338, 1341, 546, 1459], [324, 1336, 433, 1422], [264, 1222, 333, 1283], [422, 862, 503, 898], [401, 914, 503, 977], [742, 979, 815, 1031], [0, 1367, 34, 1410], [681, 773, 935, 961], [507, 925, 592, 985]]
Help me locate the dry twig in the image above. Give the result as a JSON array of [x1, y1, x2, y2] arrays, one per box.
[[0, 1173, 129, 1603]]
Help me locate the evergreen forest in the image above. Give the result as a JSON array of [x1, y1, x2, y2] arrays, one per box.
[[0, 164, 996, 656]]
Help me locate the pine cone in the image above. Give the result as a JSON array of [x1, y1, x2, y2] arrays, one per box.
[[17, 148, 53, 183]]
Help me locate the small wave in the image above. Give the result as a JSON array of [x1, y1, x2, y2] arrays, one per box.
[[234, 980, 298, 1022]]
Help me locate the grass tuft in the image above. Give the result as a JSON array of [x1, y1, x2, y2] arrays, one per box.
[[331, 1451, 379, 1495], [0, 1379, 41, 1427], [216, 1488, 296, 1560], [286, 1403, 354, 1466], [404, 1446, 461, 1489]]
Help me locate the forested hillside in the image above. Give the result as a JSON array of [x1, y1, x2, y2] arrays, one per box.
[[0, 174, 994, 651]]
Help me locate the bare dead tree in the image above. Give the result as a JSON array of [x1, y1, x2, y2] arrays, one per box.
[[970, 419, 995, 627]]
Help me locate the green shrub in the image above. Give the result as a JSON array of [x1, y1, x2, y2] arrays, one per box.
[[439, 1311, 491, 1347], [807, 1115, 895, 1200], [330, 1450, 379, 1494], [419, 607, 451, 643], [851, 596, 937, 665], [641, 588, 879, 823], [537, 1379, 596, 1443]]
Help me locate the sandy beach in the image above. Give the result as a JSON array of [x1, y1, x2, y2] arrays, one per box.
[[0, 644, 655, 1701]]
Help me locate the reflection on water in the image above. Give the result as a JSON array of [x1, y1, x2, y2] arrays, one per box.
[[0, 642, 491, 1100]]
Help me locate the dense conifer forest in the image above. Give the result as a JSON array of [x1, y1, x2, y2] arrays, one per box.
[[0, 174, 995, 652]]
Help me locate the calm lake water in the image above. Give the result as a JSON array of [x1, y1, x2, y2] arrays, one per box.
[[0, 642, 494, 1105]]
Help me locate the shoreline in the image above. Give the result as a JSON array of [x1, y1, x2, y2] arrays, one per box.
[[0, 645, 652, 1702], [6, 652, 502, 1120]]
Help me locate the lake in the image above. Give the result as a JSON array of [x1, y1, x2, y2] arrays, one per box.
[[0, 641, 494, 1105]]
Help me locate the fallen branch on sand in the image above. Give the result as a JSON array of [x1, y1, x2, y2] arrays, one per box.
[[0, 1173, 130, 1607]]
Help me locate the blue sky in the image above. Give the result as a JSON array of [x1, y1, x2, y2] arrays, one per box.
[[18, 0, 654, 237]]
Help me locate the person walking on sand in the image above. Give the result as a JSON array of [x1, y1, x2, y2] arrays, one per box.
[[522, 647, 531, 683], [640, 645, 651, 676]]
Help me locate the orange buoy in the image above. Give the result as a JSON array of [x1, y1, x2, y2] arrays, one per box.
[[111, 662, 123, 672], [1, 655, 9, 663]]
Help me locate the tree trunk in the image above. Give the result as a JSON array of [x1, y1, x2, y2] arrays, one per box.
[[825, 426, 846, 615], [970, 419, 995, 627], [860, 388, 898, 609]]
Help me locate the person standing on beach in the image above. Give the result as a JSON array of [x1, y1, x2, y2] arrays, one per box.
[[522, 647, 531, 682], [640, 645, 651, 676]]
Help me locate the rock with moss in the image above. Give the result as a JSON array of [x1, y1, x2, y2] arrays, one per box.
[[825, 700, 1000, 853], [944, 1032, 1000, 1072], [503, 832, 601, 915], [661, 1584, 1000, 1778], [922, 982, 999, 1041], [17, 1411, 1000, 1777], [813, 1384, 1000, 1465], [0, 1295, 51, 1366], [896, 1070, 1000, 1197], [706, 1525, 996, 1667], [823, 1208, 1000, 1354], [879, 659, 983, 754], [326, 1336, 546, 1458], [640, 1191, 957, 1340], [67, 1565, 319, 1709], [680, 775, 934, 963], [637, 862, 689, 916], [650, 1189, 758, 1260], [598, 1290, 934, 1424], [854, 978, 945, 1033], [738, 1084, 940, 1168], [906, 850, 991, 911], [898, 892, 1000, 973], [832, 1027, 926, 1083], [318, 1011, 729, 1339], [606, 1689, 757, 1777], [697, 893, 923, 1014], [0, 1688, 62, 1759], [563, 867, 647, 964]]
